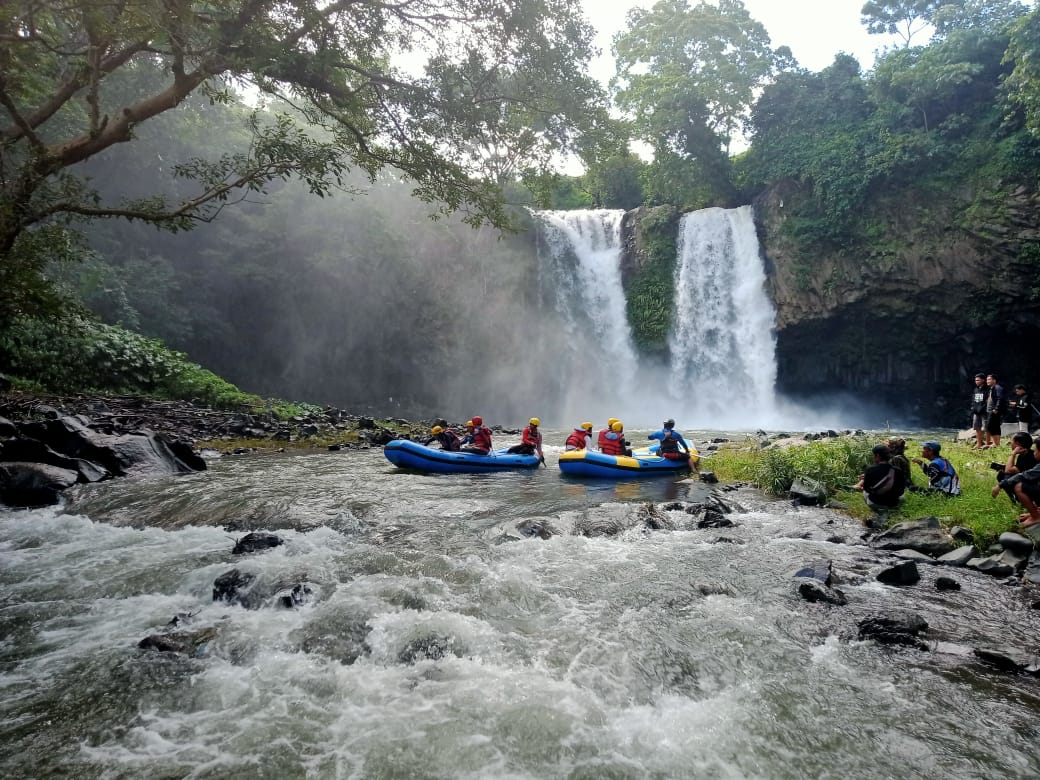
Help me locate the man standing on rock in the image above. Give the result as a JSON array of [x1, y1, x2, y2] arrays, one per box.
[[970, 373, 988, 449], [985, 374, 1007, 449]]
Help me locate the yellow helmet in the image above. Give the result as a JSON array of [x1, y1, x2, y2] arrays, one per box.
[[611, 421, 624, 432], [431, 425, 444, 435], [607, 417, 619, 427], [529, 417, 541, 426], [465, 420, 473, 428], [581, 421, 593, 431]]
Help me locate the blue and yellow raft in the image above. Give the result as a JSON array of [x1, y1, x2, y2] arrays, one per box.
[[384, 439, 540, 474], [558, 446, 698, 479]]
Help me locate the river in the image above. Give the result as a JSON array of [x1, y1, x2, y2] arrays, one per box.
[[2, 435, 1039, 779]]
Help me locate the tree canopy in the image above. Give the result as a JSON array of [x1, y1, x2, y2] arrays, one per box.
[[0, 0, 610, 320]]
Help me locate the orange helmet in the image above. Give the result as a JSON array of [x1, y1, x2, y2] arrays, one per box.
[[472, 416, 483, 426]]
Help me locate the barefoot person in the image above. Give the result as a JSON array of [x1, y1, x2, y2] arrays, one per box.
[[996, 438, 1040, 528]]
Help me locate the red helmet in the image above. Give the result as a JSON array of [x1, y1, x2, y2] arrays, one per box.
[[471, 416, 483, 426]]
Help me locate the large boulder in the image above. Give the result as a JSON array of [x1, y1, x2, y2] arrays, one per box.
[[871, 517, 956, 557], [858, 615, 929, 649], [0, 462, 79, 507], [18, 416, 203, 476], [0, 437, 110, 483]]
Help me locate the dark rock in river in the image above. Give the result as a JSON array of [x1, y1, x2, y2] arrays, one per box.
[[0, 462, 79, 506], [858, 615, 929, 649], [213, 568, 257, 604], [138, 625, 219, 656], [638, 503, 676, 531], [871, 516, 956, 557], [794, 560, 833, 586], [973, 647, 1040, 675], [0, 436, 110, 483], [700, 471, 719, 484], [573, 514, 626, 537], [231, 532, 285, 555], [966, 555, 1016, 578], [516, 518, 557, 539], [936, 545, 978, 567], [0, 415, 17, 437], [789, 477, 826, 506], [998, 532, 1034, 558], [935, 576, 962, 591], [876, 560, 921, 586], [798, 580, 848, 606]]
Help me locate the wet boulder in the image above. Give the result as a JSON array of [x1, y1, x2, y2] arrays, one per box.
[[794, 560, 833, 586], [936, 545, 978, 567], [397, 635, 457, 664], [572, 514, 627, 537], [789, 477, 826, 506], [0, 416, 16, 437], [998, 532, 1034, 559], [213, 568, 257, 604], [231, 532, 284, 555], [0, 437, 110, 483], [516, 518, 557, 539], [973, 648, 1040, 675], [638, 503, 676, 531], [700, 471, 719, 484], [966, 555, 1016, 578], [0, 462, 79, 507], [935, 576, 962, 591], [138, 625, 219, 657], [876, 560, 921, 586], [871, 517, 956, 557], [858, 615, 929, 650], [798, 580, 848, 606]]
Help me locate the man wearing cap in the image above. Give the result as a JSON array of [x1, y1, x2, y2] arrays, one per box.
[[648, 418, 691, 461], [911, 441, 961, 495]]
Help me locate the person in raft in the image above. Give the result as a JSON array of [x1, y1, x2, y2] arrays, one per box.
[[648, 418, 691, 460], [429, 424, 461, 452], [911, 441, 961, 495], [600, 421, 632, 457], [597, 418, 619, 451], [565, 422, 594, 451], [508, 418, 544, 462], [853, 444, 906, 511], [459, 415, 493, 455]]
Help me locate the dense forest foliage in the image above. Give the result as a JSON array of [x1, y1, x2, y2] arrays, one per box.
[[2, 0, 1039, 420]]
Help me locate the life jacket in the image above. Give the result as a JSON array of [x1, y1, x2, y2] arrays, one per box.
[[597, 429, 611, 449], [472, 426, 493, 452], [659, 430, 680, 455], [600, 433, 625, 456], [565, 429, 590, 449], [521, 426, 542, 447], [435, 430, 461, 451]]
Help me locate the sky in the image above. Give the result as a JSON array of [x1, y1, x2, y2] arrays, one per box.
[[579, 0, 906, 84]]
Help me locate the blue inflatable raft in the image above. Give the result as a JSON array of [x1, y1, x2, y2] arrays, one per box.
[[384, 440, 541, 474], [558, 447, 698, 479]]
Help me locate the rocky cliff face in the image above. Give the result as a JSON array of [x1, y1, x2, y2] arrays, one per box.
[[755, 179, 1040, 424]]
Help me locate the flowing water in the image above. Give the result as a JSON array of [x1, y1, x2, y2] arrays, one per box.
[[2, 441, 1040, 779], [669, 207, 777, 428]]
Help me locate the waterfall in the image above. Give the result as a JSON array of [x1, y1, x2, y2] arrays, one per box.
[[668, 206, 778, 425], [534, 210, 639, 420]]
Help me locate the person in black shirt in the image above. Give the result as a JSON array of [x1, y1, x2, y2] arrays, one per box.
[[1008, 384, 1034, 433], [991, 431, 1037, 502], [969, 374, 987, 449], [854, 444, 906, 511]]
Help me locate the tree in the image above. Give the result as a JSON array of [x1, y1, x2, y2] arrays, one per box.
[[0, 0, 608, 321], [1004, 7, 1040, 137], [931, 0, 1029, 37], [860, 0, 942, 46], [612, 0, 782, 152]]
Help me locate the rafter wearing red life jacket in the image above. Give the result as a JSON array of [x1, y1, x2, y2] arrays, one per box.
[[597, 428, 611, 450], [600, 433, 625, 456], [565, 428, 591, 450]]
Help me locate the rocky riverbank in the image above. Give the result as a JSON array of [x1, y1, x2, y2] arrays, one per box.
[[0, 392, 439, 508]]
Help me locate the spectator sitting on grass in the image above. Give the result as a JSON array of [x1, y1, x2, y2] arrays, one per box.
[[911, 441, 960, 495], [996, 437, 1040, 528], [853, 444, 906, 512], [990, 431, 1037, 503]]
